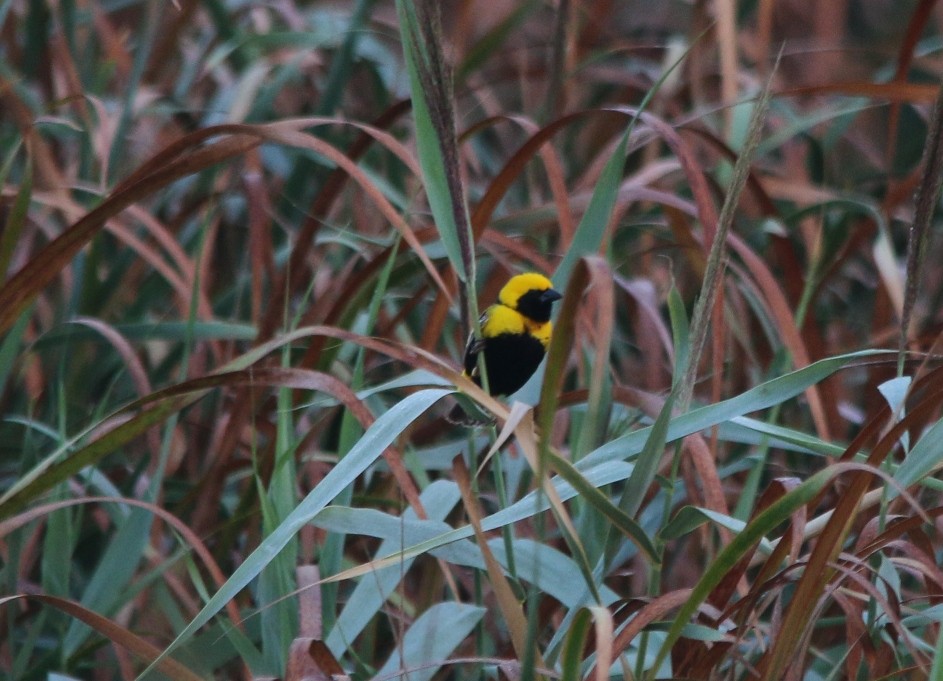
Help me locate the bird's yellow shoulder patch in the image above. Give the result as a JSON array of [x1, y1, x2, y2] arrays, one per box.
[[525, 319, 553, 348], [481, 304, 525, 337]]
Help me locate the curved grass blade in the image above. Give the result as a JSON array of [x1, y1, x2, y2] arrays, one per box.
[[318, 351, 888, 588], [647, 462, 879, 675], [0, 594, 203, 681], [325, 480, 461, 656], [373, 602, 485, 681], [139, 388, 450, 677], [583, 350, 891, 470]]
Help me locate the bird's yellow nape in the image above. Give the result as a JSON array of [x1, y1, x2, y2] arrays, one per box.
[[497, 272, 555, 309]]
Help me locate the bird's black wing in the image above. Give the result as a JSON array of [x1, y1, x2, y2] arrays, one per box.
[[462, 311, 490, 376]]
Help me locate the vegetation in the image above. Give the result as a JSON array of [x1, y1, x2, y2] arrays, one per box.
[[2, 1, 943, 679]]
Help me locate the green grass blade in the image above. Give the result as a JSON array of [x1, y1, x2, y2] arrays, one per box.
[[649, 466, 841, 674], [373, 602, 485, 681], [891, 413, 943, 496], [560, 609, 593, 681], [325, 480, 461, 656], [395, 0, 470, 284], [552, 133, 627, 291], [583, 351, 890, 469], [549, 451, 658, 562], [139, 388, 450, 676]]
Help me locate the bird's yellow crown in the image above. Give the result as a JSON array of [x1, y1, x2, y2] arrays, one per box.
[[498, 272, 555, 310]]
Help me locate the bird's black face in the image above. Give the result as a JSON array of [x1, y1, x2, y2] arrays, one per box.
[[515, 287, 562, 322]]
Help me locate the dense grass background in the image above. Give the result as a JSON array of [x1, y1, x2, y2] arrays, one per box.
[[3, 1, 943, 679]]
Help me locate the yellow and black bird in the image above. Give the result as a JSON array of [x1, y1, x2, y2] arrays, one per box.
[[448, 272, 562, 424]]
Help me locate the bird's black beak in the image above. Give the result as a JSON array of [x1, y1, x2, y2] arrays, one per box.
[[541, 288, 562, 303]]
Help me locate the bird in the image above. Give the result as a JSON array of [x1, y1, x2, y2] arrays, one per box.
[[448, 272, 562, 425]]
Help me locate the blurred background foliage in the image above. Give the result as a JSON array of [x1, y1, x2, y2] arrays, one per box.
[[3, 0, 943, 679]]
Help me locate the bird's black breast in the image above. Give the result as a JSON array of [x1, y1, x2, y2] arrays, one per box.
[[475, 332, 547, 396]]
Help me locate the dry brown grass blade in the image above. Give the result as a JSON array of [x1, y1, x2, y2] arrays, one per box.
[[258, 100, 413, 342], [196, 242, 446, 531], [824, 557, 928, 672], [136, 361, 431, 518], [48, 35, 93, 132], [0, 495, 244, 641], [146, 0, 198, 82], [2, 327, 457, 523], [900, 83, 943, 366], [257, 121, 449, 301], [256, 367, 425, 518], [466, 107, 719, 272], [543, 0, 571, 120], [459, 113, 576, 245], [287, 639, 346, 681], [727, 233, 831, 439], [244, 154, 274, 326], [716, 478, 801, 610], [0, 594, 206, 681], [69, 317, 152, 402], [675, 477, 803, 675], [614, 274, 674, 391], [89, 2, 134, 79], [419, 272, 456, 353], [675, 123, 835, 435], [756, 0, 774, 75], [68, 316, 162, 460], [2, 86, 67, 193], [708, 266, 727, 438], [18, 112, 426, 343], [470, 110, 603, 234], [682, 433, 730, 529], [292, 247, 412, 369], [511, 411, 587, 566], [716, 0, 738, 137], [585, 590, 695, 681], [452, 455, 546, 670], [479, 231, 556, 276], [755, 389, 943, 677], [0, 129, 261, 335], [575, 257, 615, 453], [227, 367, 427, 519], [854, 508, 943, 572], [286, 569, 348, 681], [296, 566, 322, 639], [28, 188, 215, 322], [601, 107, 722, 248], [109, 123, 261, 195], [538, 256, 596, 437], [703, 468, 929, 677], [882, 0, 938, 178], [831, 588, 868, 678]]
